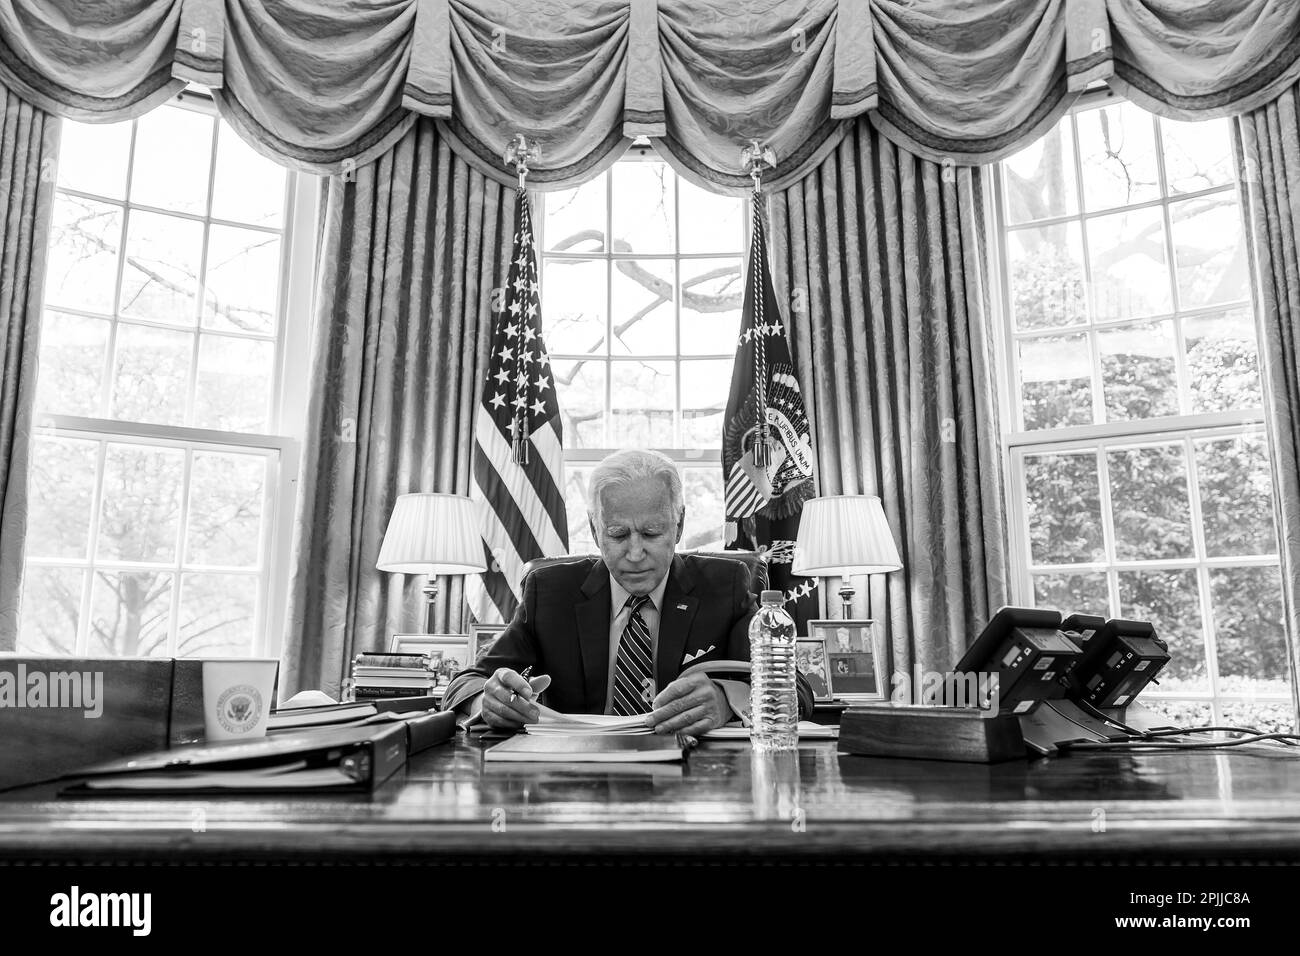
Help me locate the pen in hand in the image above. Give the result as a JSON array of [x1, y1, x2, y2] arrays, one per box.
[[509, 665, 534, 705]]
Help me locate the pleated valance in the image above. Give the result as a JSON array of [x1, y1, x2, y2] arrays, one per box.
[[1, 0, 1298, 190]]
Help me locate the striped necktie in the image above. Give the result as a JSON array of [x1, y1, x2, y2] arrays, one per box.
[[612, 594, 655, 716]]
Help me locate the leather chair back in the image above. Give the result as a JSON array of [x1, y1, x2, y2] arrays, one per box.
[[521, 551, 769, 597]]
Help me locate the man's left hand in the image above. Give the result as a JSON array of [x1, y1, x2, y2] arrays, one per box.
[[645, 670, 729, 736]]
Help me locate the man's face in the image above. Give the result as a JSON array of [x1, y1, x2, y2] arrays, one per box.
[[590, 477, 684, 596]]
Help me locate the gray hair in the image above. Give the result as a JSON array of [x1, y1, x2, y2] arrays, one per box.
[[587, 449, 684, 525]]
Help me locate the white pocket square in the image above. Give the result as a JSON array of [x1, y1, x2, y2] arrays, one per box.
[[682, 645, 716, 665]]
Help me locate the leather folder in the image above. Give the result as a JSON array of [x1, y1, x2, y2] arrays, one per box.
[[58, 721, 408, 795]]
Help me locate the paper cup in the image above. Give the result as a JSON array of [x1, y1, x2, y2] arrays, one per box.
[[201, 658, 278, 742]]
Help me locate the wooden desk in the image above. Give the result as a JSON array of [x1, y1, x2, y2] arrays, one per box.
[[2, 734, 1300, 863]]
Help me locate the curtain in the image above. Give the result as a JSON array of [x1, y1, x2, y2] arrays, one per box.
[[767, 117, 1008, 681], [4, 0, 1299, 187], [0, 84, 59, 649], [1234, 85, 1300, 722], [282, 116, 514, 697]]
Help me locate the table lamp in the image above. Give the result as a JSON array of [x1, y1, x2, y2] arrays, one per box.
[[792, 495, 903, 618], [376, 493, 487, 633]]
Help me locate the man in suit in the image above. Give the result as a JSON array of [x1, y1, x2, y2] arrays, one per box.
[[444, 448, 811, 735]]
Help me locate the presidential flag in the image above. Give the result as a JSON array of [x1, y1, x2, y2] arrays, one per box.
[[723, 192, 817, 628], [466, 190, 569, 624]]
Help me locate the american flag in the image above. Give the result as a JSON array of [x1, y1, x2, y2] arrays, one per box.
[[466, 190, 569, 624]]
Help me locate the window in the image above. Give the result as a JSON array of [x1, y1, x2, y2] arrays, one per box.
[[17, 91, 314, 659], [995, 95, 1291, 730], [539, 150, 746, 553]]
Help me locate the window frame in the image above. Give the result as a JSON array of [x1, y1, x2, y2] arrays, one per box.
[[537, 144, 746, 552], [989, 86, 1288, 719], [23, 87, 315, 658]]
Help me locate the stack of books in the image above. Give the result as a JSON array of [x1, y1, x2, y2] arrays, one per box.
[[351, 652, 437, 701]]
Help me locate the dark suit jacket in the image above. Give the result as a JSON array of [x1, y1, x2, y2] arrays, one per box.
[[444, 553, 812, 718]]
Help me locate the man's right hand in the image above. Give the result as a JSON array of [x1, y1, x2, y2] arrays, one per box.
[[480, 668, 552, 729]]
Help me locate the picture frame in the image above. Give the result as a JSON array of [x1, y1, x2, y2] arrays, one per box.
[[795, 637, 834, 703], [389, 634, 471, 687], [809, 619, 885, 701], [468, 623, 507, 665]]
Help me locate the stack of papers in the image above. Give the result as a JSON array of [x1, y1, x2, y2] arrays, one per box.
[[524, 705, 651, 736], [702, 721, 839, 740]]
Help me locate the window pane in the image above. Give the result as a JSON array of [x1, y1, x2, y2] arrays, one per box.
[[57, 119, 131, 200], [211, 126, 286, 228], [87, 569, 173, 657], [110, 322, 192, 425], [1210, 565, 1287, 687], [45, 195, 122, 313], [681, 467, 724, 550], [1220, 700, 1293, 735], [177, 573, 258, 656], [1118, 568, 1205, 686], [1170, 195, 1248, 310], [678, 178, 745, 253], [1003, 119, 1078, 224], [202, 225, 280, 335], [17, 566, 84, 655], [1195, 434, 1277, 557], [1141, 698, 1213, 728], [1099, 320, 1177, 421], [1077, 103, 1160, 211], [1006, 223, 1087, 330], [35, 311, 109, 416], [129, 106, 213, 215], [611, 259, 674, 355], [611, 163, 674, 254], [552, 359, 605, 448], [610, 360, 673, 447], [1031, 571, 1109, 614], [1160, 117, 1234, 195], [1107, 444, 1194, 560], [193, 334, 273, 432], [563, 465, 595, 554], [1086, 207, 1172, 321], [542, 259, 606, 355], [119, 210, 203, 324], [680, 360, 731, 447], [680, 257, 743, 355], [1019, 333, 1092, 430], [186, 452, 266, 567], [1184, 308, 1262, 413], [543, 175, 606, 253], [97, 444, 185, 563], [25, 436, 98, 560], [1024, 451, 1104, 564]]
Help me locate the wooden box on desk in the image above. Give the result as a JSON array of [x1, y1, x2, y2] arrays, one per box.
[[838, 704, 1026, 763], [0, 656, 175, 790]]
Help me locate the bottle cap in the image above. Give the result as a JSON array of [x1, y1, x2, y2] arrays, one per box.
[[760, 590, 784, 604]]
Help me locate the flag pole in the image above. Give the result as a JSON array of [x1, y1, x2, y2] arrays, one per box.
[[503, 133, 542, 466], [741, 140, 776, 470]]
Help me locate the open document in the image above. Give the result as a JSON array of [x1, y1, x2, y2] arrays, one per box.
[[524, 704, 652, 736]]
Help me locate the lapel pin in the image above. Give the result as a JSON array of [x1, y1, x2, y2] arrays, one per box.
[[676, 603, 688, 610]]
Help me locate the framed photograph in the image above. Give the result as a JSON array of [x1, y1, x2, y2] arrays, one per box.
[[468, 623, 507, 665], [389, 634, 471, 687], [809, 619, 885, 701], [795, 637, 834, 703]]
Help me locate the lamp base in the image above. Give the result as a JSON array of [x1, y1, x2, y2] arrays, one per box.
[[838, 582, 855, 620], [422, 577, 440, 634]]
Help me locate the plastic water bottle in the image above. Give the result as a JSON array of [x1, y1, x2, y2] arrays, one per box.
[[749, 589, 798, 752]]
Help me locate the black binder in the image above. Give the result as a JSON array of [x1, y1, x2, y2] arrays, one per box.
[[59, 721, 408, 795]]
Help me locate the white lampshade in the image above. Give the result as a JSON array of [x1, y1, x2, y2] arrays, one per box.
[[792, 495, 903, 577], [376, 493, 487, 575]]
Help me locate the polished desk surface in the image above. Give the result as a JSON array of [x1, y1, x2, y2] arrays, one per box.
[[2, 733, 1300, 862]]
